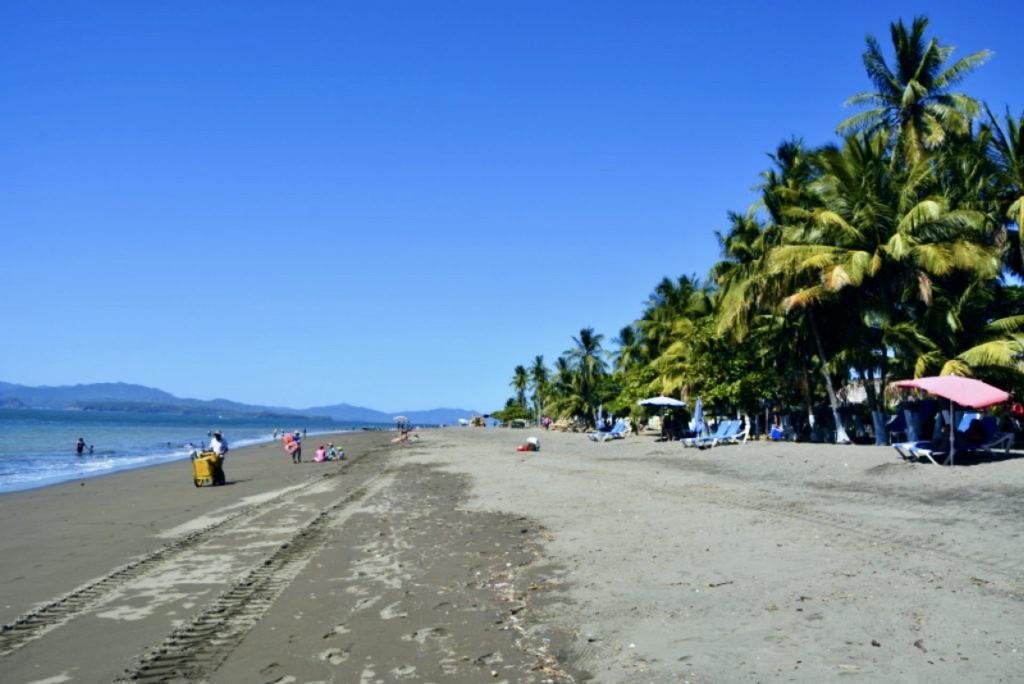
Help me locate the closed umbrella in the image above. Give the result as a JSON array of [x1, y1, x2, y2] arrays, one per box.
[[692, 396, 705, 437]]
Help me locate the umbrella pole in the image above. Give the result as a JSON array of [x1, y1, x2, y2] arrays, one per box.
[[948, 399, 955, 466]]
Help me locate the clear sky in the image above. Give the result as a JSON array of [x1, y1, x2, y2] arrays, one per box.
[[3, 1, 1022, 413]]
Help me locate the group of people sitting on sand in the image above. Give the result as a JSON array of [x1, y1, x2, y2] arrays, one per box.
[[313, 442, 344, 462]]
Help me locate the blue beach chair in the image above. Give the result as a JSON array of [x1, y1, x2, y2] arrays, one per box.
[[894, 412, 1013, 465], [587, 420, 630, 442], [683, 420, 735, 448], [701, 420, 744, 449]]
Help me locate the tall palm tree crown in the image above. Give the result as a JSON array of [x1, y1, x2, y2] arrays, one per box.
[[838, 16, 991, 166], [511, 365, 528, 407]]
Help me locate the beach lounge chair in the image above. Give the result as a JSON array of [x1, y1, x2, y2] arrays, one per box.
[[724, 421, 750, 445], [956, 415, 1014, 458], [701, 420, 744, 448], [587, 420, 630, 442], [893, 413, 1014, 465], [682, 420, 726, 447], [684, 420, 736, 448]]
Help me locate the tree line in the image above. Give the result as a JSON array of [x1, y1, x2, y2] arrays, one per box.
[[496, 17, 1024, 444]]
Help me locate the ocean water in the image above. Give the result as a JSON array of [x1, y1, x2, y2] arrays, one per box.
[[0, 408, 388, 494]]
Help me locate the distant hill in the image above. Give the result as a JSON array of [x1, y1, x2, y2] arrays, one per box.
[[305, 404, 481, 425], [0, 381, 480, 424], [0, 381, 179, 406], [0, 381, 319, 419]]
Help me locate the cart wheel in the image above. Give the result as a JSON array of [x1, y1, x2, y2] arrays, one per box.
[[194, 479, 201, 487]]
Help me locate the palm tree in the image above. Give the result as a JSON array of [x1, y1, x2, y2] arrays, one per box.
[[716, 140, 829, 431], [565, 328, 607, 425], [612, 325, 644, 374], [983, 105, 1024, 269], [511, 365, 528, 407], [838, 16, 990, 166], [771, 134, 1001, 441], [545, 355, 588, 423], [906, 278, 1024, 386], [529, 355, 549, 423]]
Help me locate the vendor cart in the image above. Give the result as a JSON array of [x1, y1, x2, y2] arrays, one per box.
[[192, 450, 225, 487]]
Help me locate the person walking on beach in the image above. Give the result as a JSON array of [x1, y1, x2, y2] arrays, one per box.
[[209, 431, 228, 485], [76, 437, 86, 456], [293, 430, 302, 463]]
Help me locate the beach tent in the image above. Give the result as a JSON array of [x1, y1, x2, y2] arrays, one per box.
[[894, 376, 1010, 465]]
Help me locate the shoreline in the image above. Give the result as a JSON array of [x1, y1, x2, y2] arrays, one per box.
[[0, 424, 399, 495], [1, 428, 1022, 682]]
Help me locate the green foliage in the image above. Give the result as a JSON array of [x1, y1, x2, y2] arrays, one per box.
[[491, 399, 534, 424], [504, 16, 1024, 429]]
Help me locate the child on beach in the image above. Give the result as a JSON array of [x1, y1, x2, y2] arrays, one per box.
[[315, 445, 326, 462]]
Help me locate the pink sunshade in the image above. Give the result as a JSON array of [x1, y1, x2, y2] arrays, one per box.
[[894, 376, 1010, 409]]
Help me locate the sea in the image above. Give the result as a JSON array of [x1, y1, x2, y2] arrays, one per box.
[[0, 408, 391, 494]]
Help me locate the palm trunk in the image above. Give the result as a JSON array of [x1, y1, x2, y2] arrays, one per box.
[[807, 308, 852, 444], [801, 361, 816, 428], [862, 367, 888, 446]]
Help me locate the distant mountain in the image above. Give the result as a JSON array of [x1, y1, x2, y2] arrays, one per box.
[[0, 381, 178, 406], [0, 381, 479, 424], [302, 403, 393, 423], [0, 381, 319, 419], [304, 404, 481, 425]]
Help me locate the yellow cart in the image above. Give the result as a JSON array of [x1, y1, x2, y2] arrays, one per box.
[[192, 451, 224, 487]]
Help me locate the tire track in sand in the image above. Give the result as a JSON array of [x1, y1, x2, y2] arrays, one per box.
[[0, 457, 379, 659], [114, 472, 392, 684]]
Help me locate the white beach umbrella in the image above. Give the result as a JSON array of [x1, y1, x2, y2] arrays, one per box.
[[638, 396, 687, 408]]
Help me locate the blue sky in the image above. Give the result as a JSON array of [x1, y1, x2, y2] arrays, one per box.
[[2, 1, 1022, 413]]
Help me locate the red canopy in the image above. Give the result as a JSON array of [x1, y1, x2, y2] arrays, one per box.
[[894, 376, 1009, 409]]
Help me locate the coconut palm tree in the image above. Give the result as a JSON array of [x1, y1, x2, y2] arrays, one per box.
[[837, 16, 990, 166], [529, 355, 549, 423], [904, 277, 1024, 386], [983, 105, 1024, 270], [770, 133, 1001, 441], [612, 324, 645, 374], [716, 140, 833, 433], [511, 365, 528, 408], [565, 328, 608, 425], [545, 355, 587, 424]]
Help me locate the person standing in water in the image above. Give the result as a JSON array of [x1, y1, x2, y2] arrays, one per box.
[[76, 437, 86, 456]]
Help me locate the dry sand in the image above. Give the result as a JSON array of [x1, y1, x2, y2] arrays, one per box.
[[1, 428, 1023, 683]]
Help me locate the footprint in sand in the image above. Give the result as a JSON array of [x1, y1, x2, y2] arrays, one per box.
[[353, 595, 381, 612], [379, 601, 408, 620], [401, 626, 450, 643], [258, 662, 281, 676], [318, 647, 350, 665], [390, 664, 416, 678], [323, 623, 351, 638]]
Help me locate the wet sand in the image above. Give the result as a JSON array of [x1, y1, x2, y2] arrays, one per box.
[[1, 428, 1023, 682]]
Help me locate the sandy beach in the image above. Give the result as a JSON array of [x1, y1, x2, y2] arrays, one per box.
[[1, 429, 1023, 683]]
